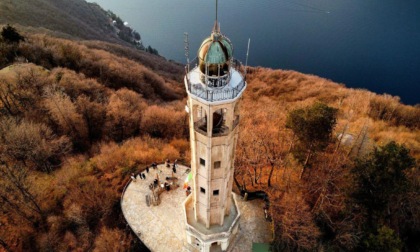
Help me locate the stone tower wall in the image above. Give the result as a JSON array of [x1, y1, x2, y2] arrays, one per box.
[[187, 97, 241, 228]]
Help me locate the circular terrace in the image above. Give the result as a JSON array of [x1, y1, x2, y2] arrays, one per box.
[[121, 163, 272, 252]]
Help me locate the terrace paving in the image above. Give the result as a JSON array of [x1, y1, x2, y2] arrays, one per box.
[[121, 164, 272, 252]]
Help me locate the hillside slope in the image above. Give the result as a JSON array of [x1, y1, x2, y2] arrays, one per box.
[[1, 24, 419, 251], [0, 0, 131, 45]]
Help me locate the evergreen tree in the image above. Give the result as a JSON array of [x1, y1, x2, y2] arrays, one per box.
[[364, 226, 402, 252], [1, 25, 24, 44], [286, 102, 337, 175], [352, 141, 415, 216]]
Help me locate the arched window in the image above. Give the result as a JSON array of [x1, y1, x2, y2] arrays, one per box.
[[212, 108, 229, 136], [193, 105, 207, 135]]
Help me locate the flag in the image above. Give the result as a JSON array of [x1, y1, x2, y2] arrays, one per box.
[[184, 172, 193, 189]]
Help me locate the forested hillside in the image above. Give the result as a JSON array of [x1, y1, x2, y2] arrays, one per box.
[[0, 25, 187, 251], [238, 68, 419, 251], [0, 0, 144, 48], [0, 23, 419, 251]]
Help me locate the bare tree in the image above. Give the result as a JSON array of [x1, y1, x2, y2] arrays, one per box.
[[237, 125, 265, 186], [0, 118, 71, 172], [0, 237, 11, 252], [272, 193, 321, 251], [0, 65, 47, 117], [0, 160, 45, 227], [260, 127, 290, 187], [44, 86, 88, 149], [93, 227, 131, 252], [105, 88, 146, 142], [75, 95, 106, 143]]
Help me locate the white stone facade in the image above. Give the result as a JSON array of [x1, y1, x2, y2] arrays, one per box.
[[184, 66, 246, 252]]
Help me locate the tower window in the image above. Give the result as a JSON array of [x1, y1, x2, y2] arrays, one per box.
[[212, 108, 228, 136], [200, 187, 206, 194], [213, 190, 219, 196], [214, 161, 221, 169], [200, 158, 205, 166]]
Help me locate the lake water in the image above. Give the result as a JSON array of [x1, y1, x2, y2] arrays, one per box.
[[88, 0, 420, 105]]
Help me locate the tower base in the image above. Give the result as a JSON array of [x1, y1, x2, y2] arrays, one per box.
[[183, 193, 240, 252]]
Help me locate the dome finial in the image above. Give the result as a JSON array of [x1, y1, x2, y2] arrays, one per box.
[[212, 21, 220, 34]]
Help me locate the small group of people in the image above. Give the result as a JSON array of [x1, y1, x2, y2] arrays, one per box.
[[149, 177, 173, 192], [145, 161, 159, 173], [165, 159, 178, 174], [131, 172, 146, 182], [148, 178, 159, 190], [131, 160, 179, 183]]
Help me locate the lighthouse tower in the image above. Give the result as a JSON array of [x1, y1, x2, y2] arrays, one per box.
[[183, 8, 247, 252]]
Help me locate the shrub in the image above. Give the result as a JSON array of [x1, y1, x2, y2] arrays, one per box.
[[1, 24, 25, 43]]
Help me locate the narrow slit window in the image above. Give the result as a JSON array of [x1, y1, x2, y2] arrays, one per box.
[[200, 187, 206, 194], [200, 158, 205, 166], [214, 161, 221, 169], [213, 190, 219, 196]]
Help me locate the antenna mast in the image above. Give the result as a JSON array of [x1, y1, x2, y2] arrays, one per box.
[[245, 38, 251, 77], [216, 0, 218, 23], [184, 32, 190, 72], [212, 0, 220, 33]]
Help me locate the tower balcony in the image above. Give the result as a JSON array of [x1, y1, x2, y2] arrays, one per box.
[[194, 117, 231, 137], [185, 58, 246, 103]]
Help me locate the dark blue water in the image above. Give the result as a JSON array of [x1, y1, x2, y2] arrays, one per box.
[[88, 0, 420, 105]]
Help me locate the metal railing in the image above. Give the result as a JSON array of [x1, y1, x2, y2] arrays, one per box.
[[194, 118, 207, 135], [185, 58, 246, 102], [185, 57, 199, 74], [232, 115, 240, 130], [212, 125, 229, 137], [194, 118, 230, 137]]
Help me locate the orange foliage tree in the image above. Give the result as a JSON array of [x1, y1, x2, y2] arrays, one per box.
[[141, 104, 188, 139], [105, 88, 147, 142]]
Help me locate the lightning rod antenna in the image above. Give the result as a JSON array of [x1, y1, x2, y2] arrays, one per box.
[[216, 0, 218, 23], [245, 38, 251, 77], [184, 32, 190, 72]]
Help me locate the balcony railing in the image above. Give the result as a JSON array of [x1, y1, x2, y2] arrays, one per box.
[[185, 58, 246, 102], [194, 118, 207, 136], [194, 118, 230, 137], [212, 125, 229, 137]]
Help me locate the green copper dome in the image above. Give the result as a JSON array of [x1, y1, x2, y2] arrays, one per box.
[[197, 24, 233, 78], [198, 35, 233, 64]]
